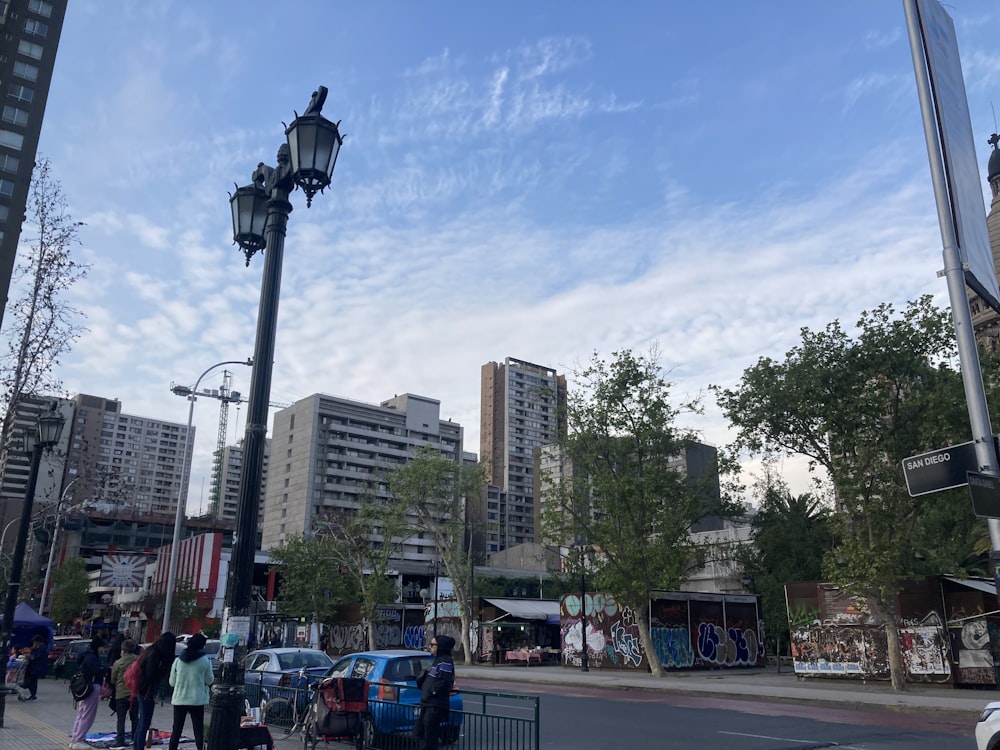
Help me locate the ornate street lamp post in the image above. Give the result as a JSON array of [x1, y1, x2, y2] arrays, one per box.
[[577, 541, 589, 673], [0, 401, 65, 726], [207, 87, 343, 750]]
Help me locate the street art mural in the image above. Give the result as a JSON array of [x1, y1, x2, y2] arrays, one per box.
[[899, 613, 950, 677], [560, 591, 763, 672], [790, 626, 879, 676], [949, 618, 995, 685], [785, 578, 989, 684]]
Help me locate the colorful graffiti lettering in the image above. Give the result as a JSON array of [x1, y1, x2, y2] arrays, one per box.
[[609, 620, 642, 667], [650, 626, 694, 668], [696, 623, 759, 666], [403, 625, 425, 650]]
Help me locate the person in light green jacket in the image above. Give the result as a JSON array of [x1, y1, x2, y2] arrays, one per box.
[[167, 634, 214, 750]]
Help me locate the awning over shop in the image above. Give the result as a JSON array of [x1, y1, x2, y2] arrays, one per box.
[[942, 576, 996, 595], [484, 597, 560, 624]]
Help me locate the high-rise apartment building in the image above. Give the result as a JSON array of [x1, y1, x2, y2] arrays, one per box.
[[480, 357, 566, 553], [210, 438, 268, 527], [63, 394, 193, 517], [0, 0, 67, 330], [0, 393, 72, 530], [261, 392, 464, 561]]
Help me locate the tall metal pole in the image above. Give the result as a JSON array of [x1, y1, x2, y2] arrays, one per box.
[[163, 359, 250, 632], [38, 475, 80, 617], [0, 436, 45, 727], [903, 0, 1000, 554], [579, 565, 588, 672], [208, 160, 293, 750], [433, 560, 439, 639]]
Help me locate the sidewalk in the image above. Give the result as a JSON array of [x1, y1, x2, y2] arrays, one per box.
[[453, 662, 995, 716], [1, 665, 993, 750]]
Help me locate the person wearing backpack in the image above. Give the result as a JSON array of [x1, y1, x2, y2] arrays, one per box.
[[167, 634, 214, 750], [110, 640, 140, 750], [132, 632, 175, 750], [69, 636, 106, 750]]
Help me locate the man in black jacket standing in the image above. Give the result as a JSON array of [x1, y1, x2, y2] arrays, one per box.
[[415, 634, 455, 750]]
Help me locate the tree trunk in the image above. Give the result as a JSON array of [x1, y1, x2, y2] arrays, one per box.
[[634, 602, 664, 677], [459, 610, 473, 665], [869, 596, 906, 690]]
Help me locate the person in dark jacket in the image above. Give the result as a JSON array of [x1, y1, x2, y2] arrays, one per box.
[[21, 633, 48, 700], [132, 632, 175, 750], [110, 639, 140, 750], [69, 636, 106, 750], [414, 634, 455, 750]]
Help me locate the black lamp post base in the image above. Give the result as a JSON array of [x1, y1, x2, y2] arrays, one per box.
[[206, 682, 245, 750]]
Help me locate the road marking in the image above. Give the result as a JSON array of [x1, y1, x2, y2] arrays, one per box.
[[719, 730, 864, 748]]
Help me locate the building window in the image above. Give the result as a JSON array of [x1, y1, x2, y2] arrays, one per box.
[[8, 84, 32, 104], [23, 17, 48, 36], [0, 179, 13, 197], [2, 105, 27, 126], [17, 40, 43, 60], [0, 154, 18, 174], [0, 205, 9, 223], [0, 130, 24, 151], [27, 1, 52, 18], [12, 61, 38, 82]]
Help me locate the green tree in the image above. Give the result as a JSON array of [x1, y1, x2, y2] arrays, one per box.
[[49, 557, 89, 625], [318, 481, 410, 651], [714, 296, 975, 690], [390, 446, 485, 665], [0, 157, 87, 458], [540, 348, 739, 677], [268, 534, 358, 645], [735, 464, 833, 655]]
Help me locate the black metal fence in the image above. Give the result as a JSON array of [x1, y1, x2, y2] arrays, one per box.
[[244, 681, 540, 750]]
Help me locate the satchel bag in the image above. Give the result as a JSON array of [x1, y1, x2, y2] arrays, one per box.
[[100, 681, 113, 700], [69, 671, 93, 701]]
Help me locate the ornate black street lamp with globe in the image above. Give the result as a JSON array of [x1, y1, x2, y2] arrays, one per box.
[[0, 401, 64, 726], [207, 87, 343, 750]]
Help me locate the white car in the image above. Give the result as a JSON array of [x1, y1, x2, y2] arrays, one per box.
[[977, 702, 1000, 750]]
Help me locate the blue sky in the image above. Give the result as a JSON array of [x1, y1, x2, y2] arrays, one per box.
[[23, 1, 1000, 513]]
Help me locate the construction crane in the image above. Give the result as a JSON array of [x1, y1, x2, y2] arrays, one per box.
[[192, 371, 290, 518]]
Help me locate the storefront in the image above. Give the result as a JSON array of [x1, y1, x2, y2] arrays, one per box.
[[478, 597, 561, 664]]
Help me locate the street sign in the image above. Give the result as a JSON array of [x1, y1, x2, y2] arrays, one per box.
[[968, 471, 1000, 519], [902, 440, 979, 496]]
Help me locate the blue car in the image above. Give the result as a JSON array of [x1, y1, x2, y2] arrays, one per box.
[[326, 649, 463, 745]]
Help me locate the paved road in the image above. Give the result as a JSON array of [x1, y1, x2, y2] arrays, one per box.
[[1, 664, 993, 750], [459, 678, 973, 749]]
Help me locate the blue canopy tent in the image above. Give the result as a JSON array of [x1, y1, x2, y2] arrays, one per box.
[[0, 602, 54, 651]]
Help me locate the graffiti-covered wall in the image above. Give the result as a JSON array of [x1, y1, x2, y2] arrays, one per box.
[[784, 578, 982, 684], [559, 590, 763, 671]]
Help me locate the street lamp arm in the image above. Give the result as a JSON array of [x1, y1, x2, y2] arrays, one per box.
[[39, 475, 82, 616], [162, 357, 252, 633]]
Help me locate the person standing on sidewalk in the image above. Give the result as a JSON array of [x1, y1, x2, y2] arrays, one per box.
[[69, 636, 106, 750], [132, 632, 175, 750], [414, 634, 455, 750], [167, 633, 213, 750], [110, 639, 140, 750], [22, 634, 48, 700]]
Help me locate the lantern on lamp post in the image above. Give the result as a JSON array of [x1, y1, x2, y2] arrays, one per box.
[[208, 87, 344, 750], [0, 401, 64, 725]]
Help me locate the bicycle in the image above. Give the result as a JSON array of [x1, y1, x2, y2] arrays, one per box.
[[257, 667, 315, 740]]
